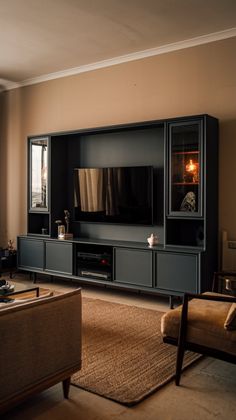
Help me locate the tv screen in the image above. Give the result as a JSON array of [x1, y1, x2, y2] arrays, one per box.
[[74, 166, 153, 225]]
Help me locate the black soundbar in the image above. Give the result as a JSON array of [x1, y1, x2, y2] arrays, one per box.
[[77, 252, 111, 262]]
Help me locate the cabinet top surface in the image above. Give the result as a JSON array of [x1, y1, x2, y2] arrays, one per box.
[[27, 114, 218, 140], [18, 235, 203, 254]]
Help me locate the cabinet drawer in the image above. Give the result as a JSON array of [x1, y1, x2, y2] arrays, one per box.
[[18, 238, 44, 270], [155, 252, 198, 293], [114, 248, 153, 287], [45, 241, 73, 275]]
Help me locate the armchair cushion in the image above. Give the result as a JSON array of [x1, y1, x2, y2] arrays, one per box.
[[161, 292, 236, 356], [224, 303, 236, 330]]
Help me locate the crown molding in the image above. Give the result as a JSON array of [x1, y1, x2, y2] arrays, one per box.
[[4, 27, 236, 90], [0, 78, 20, 91]]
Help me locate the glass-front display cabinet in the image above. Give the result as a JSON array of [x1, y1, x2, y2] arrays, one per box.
[[29, 137, 49, 211], [28, 137, 50, 236], [168, 120, 202, 217]]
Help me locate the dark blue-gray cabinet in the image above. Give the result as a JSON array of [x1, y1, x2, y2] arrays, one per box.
[[114, 248, 153, 287], [45, 241, 73, 275], [17, 113, 218, 303], [17, 237, 74, 276], [155, 252, 199, 294], [18, 237, 44, 271]]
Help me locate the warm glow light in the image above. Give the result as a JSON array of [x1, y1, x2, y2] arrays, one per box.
[[186, 159, 197, 173], [185, 159, 199, 182]]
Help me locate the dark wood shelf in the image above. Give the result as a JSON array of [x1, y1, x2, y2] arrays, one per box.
[[173, 150, 199, 155], [173, 182, 199, 185]]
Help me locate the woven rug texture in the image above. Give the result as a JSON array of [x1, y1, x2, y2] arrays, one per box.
[[71, 297, 200, 405]]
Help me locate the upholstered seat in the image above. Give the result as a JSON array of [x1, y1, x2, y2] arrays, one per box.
[[161, 292, 236, 385], [161, 293, 236, 354]]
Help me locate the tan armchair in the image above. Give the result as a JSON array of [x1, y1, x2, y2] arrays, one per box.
[[161, 292, 236, 385], [0, 288, 82, 414]]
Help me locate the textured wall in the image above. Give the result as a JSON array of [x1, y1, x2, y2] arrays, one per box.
[[1, 36, 236, 250]]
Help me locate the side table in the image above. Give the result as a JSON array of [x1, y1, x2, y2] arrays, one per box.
[[0, 250, 17, 279], [0, 285, 40, 304], [212, 271, 236, 296]]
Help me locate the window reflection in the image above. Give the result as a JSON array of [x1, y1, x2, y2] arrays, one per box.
[[30, 139, 48, 210]]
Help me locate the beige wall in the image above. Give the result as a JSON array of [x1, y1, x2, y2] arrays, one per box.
[[1, 36, 236, 252]]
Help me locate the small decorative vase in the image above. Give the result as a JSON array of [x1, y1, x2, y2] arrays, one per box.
[[58, 225, 65, 240], [147, 233, 158, 247]]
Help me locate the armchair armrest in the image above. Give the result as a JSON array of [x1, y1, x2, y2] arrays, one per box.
[[182, 292, 236, 304]]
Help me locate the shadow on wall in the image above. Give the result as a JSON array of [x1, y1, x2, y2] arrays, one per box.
[[0, 91, 8, 247], [0, 89, 24, 248], [219, 118, 236, 240]]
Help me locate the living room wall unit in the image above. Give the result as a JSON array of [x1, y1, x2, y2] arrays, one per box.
[[17, 113, 218, 306]]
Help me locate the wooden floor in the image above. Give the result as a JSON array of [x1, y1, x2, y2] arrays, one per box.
[[2, 273, 236, 420]]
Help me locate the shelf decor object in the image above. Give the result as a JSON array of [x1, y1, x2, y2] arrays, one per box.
[[58, 225, 65, 240], [180, 191, 196, 212]]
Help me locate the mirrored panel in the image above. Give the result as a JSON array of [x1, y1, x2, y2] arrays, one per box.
[[29, 137, 48, 211]]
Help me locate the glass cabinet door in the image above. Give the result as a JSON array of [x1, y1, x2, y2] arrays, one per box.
[[168, 121, 202, 216], [29, 137, 49, 211]]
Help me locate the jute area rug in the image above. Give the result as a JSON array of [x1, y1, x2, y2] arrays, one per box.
[[71, 297, 200, 406]]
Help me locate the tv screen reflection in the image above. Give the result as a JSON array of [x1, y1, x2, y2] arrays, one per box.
[[74, 166, 153, 225]]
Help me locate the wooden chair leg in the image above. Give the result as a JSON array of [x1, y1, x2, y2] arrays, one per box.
[[62, 377, 71, 398], [175, 342, 185, 385], [169, 295, 174, 309], [175, 293, 189, 386]]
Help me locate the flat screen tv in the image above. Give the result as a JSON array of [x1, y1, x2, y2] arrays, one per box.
[[74, 166, 153, 225]]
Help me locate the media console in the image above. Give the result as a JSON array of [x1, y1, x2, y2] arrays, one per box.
[[17, 114, 218, 306], [17, 236, 204, 308]]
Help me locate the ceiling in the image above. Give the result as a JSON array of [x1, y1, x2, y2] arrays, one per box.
[[1, 0, 236, 87]]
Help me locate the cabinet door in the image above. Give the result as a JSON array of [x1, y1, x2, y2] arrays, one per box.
[[18, 237, 44, 270], [155, 252, 198, 293], [168, 120, 203, 217], [45, 241, 73, 275], [114, 248, 153, 287]]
